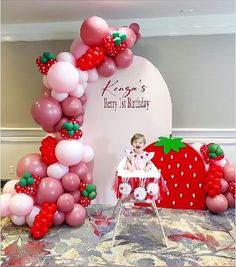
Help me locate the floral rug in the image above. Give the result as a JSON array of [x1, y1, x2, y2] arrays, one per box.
[[1, 204, 235, 266]]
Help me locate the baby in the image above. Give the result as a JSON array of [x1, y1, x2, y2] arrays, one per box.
[[125, 133, 154, 172]]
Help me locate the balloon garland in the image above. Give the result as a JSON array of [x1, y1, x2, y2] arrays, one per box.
[[0, 16, 141, 239]]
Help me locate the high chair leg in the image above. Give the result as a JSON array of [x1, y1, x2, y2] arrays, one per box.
[[151, 200, 169, 248], [112, 199, 121, 217], [111, 200, 123, 248]]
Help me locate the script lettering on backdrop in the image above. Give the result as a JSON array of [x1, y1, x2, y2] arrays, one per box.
[[101, 79, 150, 111]]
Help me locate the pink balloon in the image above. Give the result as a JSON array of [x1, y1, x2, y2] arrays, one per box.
[[77, 69, 88, 84], [225, 192, 235, 208], [57, 193, 75, 212], [115, 48, 134, 68], [36, 177, 64, 205], [79, 93, 87, 105], [119, 27, 136, 48], [83, 173, 93, 184], [26, 205, 40, 226], [0, 193, 12, 217], [220, 178, 229, 193], [65, 203, 86, 227], [9, 193, 34, 216], [69, 84, 85, 98], [80, 16, 109, 46], [54, 117, 68, 132], [42, 124, 56, 133], [70, 162, 88, 180], [3, 180, 18, 195], [53, 210, 65, 225], [56, 52, 76, 66], [31, 96, 62, 129], [62, 173, 80, 192], [206, 194, 228, 214], [61, 96, 83, 117], [70, 190, 81, 203], [16, 153, 47, 178], [75, 114, 84, 126], [47, 62, 79, 93], [97, 57, 117, 77], [223, 164, 235, 182], [70, 38, 89, 59], [41, 84, 51, 96], [47, 163, 69, 180], [10, 215, 26, 226], [43, 75, 51, 89], [87, 69, 99, 83], [109, 26, 117, 34]]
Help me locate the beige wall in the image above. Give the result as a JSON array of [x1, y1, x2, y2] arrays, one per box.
[[1, 34, 235, 128]]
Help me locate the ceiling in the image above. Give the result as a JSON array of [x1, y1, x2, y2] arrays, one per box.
[[2, 0, 235, 24]]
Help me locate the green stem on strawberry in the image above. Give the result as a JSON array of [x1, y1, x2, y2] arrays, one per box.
[[154, 136, 186, 154]]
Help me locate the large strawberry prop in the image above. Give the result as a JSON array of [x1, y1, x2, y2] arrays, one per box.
[[145, 136, 207, 210]]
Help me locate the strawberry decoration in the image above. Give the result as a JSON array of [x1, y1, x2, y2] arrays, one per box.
[[102, 31, 127, 57], [30, 203, 57, 239], [76, 46, 106, 71], [204, 164, 223, 197], [200, 143, 224, 164], [79, 196, 91, 207], [39, 136, 58, 164], [145, 135, 207, 210], [36, 52, 57, 75], [78, 181, 87, 192], [60, 119, 82, 140], [78, 182, 97, 207], [15, 172, 41, 196], [228, 181, 235, 197]]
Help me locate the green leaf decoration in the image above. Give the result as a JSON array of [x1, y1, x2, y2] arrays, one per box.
[[86, 184, 96, 193], [27, 177, 35, 185], [154, 135, 186, 155], [20, 179, 27, 187], [23, 172, 31, 179], [216, 148, 223, 156], [114, 37, 121, 45], [41, 56, 48, 64], [73, 124, 80, 131], [82, 190, 89, 197], [68, 130, 74, 136], [89, 191, 96, 200], [43, 52, 56, 60], [119, 32, 126, 41], [112, 31, 119, 38], [64, 122, 73, 131], [209, 152, 217, 159], [209, 144, 218, 153]]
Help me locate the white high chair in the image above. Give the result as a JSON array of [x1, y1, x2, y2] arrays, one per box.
[[111, 156, 169, 248]]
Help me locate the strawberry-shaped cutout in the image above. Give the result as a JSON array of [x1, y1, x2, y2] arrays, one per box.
[[36, 51, 57, 75], [102, 31, 127, 57], [145, 135, 207, 210], [60, 119, 82, 140], [15, 172, 41, 196]]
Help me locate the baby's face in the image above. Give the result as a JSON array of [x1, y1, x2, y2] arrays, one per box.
[[132, 138, 145, 153]]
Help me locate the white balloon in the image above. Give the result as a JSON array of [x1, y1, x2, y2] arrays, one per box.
[[43, 75, 51, 89], [0, 193, 12, 217], [55, 140, 84, 166], [51, 90, 68, 102], [82, 145, 94, 163], [9, 193, 34, 216], [214, 158, 227, 168], [57, 52, 76, 66], [77, 69, 88, 84], [69, 84, 84, 98], [3, 180, 18, 195], [10, 215, 26, 226], [87, 69, 99, 83], [81, 82, 88, 89], [26, 205, 40, 226], [47, 162, 69, 179]]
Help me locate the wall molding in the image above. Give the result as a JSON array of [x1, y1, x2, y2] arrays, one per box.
[[1, 127, 235, 145], [2, 14, 235, 42]]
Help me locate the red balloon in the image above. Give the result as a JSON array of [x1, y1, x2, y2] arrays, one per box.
[[206, 194, 228, 214], [220, 178, 229, 193]]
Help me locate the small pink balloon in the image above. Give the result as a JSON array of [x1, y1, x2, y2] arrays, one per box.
[[57, 193, 75, 212], [16, 153, 47, 178], [43, 75, 51, 89], [61, 96, 83, 117], [80, 16, 109, 46], [10, 215, 26, 226], [47, 62, 79, 93], [26, 205, 40, 226], [41, 84, 51, 96], [119, 27, 136, 48], [223, 164, 235, 182], [70, 162, 88, 180], [206, 194, 228, 214], [36, 177, 64, 205], [0, 193, 12, 217], [70, 38, 89, 59], [65, 203, 86, 227], [225, 192, 235, 208], [115, 48, 134, 68], [54, 117, 68, 132], [220, 178, 229, 193], [31, 96, 62, 129], [9, 193, 34, 216], [87, 69, 99, 83], [3, 180, 18, 195], [62, 173, 80, 192], [97, 57, 117, 77], [53, 210, 65, 225], [77, 69, 88, 84], [79, 93, 87, 105], [70, 190, 81, 203], [83, 173, 93, 184], [75, 114, 84, 126], [56, 52, 76, 66]]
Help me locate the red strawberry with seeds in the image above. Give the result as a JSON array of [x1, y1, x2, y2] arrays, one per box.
[[145, 135, 207, 210], [36, 52, 57, 75], [79, 196, 91, 207], [103, 31, 127, 57]]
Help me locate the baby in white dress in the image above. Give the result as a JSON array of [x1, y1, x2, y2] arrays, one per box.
[[125, 133, 154, 172]]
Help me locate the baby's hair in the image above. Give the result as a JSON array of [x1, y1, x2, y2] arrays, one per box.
[[131, 133, 146, 145]]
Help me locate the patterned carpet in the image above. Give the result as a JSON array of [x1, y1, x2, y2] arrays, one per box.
[[1, 204, 235, 266]]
